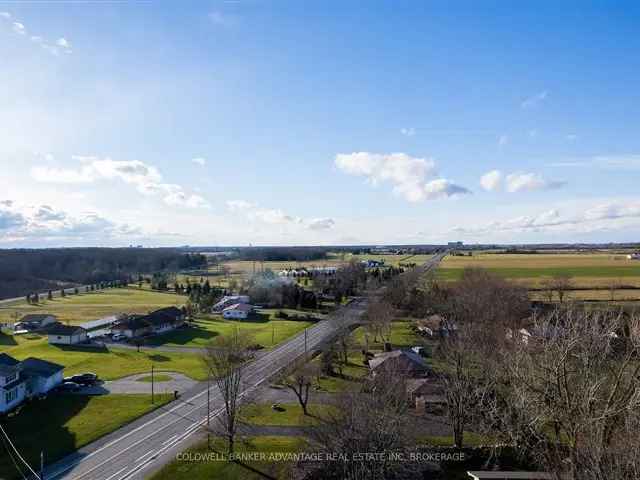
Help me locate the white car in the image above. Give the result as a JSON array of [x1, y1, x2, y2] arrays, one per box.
[[112, 333, 127, 342]]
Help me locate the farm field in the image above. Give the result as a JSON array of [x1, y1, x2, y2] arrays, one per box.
[[439, 252, 640, 289], [0, 393, 172, 480], [0, 335, 208, 380], [147, 309, 317, 348], [0, 287, 186, 326]]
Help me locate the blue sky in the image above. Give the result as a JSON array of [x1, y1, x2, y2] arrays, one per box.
[[1, 1, 639, 247]]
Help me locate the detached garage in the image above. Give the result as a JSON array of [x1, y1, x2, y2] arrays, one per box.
[[47, 324, 88, 345]]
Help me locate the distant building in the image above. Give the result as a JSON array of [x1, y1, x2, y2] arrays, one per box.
[[361, 259, 385, 268], [110, 306, 185, 339], [222, 303, 254, 320], [627, 253, 640, 260], [47, 324, 88, 345], [0, 353, 64, 413], [212, 295, 250, 312], [368, 350, 429, 377], [14, 314, 57, 331], [448, 241, 463, 248]]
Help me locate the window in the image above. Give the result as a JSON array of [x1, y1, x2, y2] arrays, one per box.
[[5, 388, 18, 404], [3, 373, 17, 384]]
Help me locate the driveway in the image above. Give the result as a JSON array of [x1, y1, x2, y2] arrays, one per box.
[[79, 372, 197, 395]]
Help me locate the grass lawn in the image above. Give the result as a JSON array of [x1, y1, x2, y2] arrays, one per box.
[[0, 287, 186, 326], [419, 432, 488, 447], [352, 320, 421, 350], [150, 436, 305, 480], [147, 309, 315, 349], [241, 403, 333, 426], [137, 374, 173, 382], [0, 393, 172, 480], [0, 336, 208, 380]]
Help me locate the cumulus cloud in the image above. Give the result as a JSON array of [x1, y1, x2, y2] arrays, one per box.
[[0, 200, 140, 243], [479, 170, 565, 193], [334, 152, 470, 202], [31, 157, 209, 209], [226, 200, 335, 230], [0, 12, 11, 19], [400, 127, 416, 137], [480, 170, 503, 191], [191, 157, 206, 166], [498, 135, 509, 147], [209, 11, 238, 27], [521, 90, 548, 109]]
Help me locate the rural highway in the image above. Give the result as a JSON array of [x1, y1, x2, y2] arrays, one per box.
[[40, 252, 446, 480]]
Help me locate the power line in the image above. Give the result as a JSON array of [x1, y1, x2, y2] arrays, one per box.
[[0, 428, 27, 480], [0, 422, 41, 480]]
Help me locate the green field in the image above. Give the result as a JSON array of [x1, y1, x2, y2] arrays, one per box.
[[150, 436, 305, 480], [241, 403, 333, 426], [147, 309, 316, 349], [0, 335, 208, 380], [438, 253, 640, 298], [0, 393, 171, 480], [0, 287, 186, 326]]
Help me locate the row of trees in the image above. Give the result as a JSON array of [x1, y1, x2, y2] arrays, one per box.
[[24, 279, 128, 304]]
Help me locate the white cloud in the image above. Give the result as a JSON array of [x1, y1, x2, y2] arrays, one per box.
[[334, 152, 470, 202], [566, 134, 578, 142], [452, 200, 640, 237], [12, 21, 25, 35], [528, 129, 538, 139], [209, 11, 237, 27], [0, 12, 11, 19], [521, 90, 548, 109], [549, 154, 640, 170], [498, 135, 509, 146], [480, 170, 503, 191], [31, 157, 209, 209], [191, 157, 206, 166], [226, 200, 335, 230], [56, 37, 70, 49], [0, 200, 140, 243], [505, 172, 566, 193], [308, 218, 335, 231], [400, 127, 416, 137]]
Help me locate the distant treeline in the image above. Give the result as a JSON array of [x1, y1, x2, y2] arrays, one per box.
[[235, 247, 328, 262], [0, 248, 206, 300]]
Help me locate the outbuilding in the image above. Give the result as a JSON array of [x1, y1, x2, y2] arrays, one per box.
[[222, 303, 253, 320], [47, 324, 88, 345]]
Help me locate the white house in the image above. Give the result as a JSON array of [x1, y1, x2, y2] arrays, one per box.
[[14, 314, 57, 331], [627, 253, 640, 260], [212, 295, 250, 312], [222, 303, 253, 320], [47, 324, 88, 345], [0, 354, 63, 413]]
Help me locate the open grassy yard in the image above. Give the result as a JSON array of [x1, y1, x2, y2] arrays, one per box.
[[439, 252, 640, 289], [352, 320, 420, 350], [241, 403, 333, 426], [147, 309, 316, 349], [150, 436, 305, 480], [0, 287, 186, 326], [0, 335, 208, 380], [0, 393, 172, 480]]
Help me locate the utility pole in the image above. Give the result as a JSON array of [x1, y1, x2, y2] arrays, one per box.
[[304, 328, 307, 356], [272, 324, 275, 345], [151, 364, 154, 404], [40, 450, 44, 480]]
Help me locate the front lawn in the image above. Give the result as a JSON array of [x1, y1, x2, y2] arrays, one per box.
[[0, 393, 172, 480], [147, 309, 315, 348], [150, 436, 305, 480], [0, 336, 208, 380], [241, 403, 333, 426]]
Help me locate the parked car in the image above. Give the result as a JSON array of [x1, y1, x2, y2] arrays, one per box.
[[57, 382, 82, 392], [69, 373, 98, 385], [112, 333, 127, 342]]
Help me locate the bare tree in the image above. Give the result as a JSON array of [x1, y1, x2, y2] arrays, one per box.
[[540, 279, 555, 303], [283, 361, 320, 416], [608, 279, 622, 302], [363, 298, 394, 346], [202, 333, 250, 456], [549, 273, 572, 304]]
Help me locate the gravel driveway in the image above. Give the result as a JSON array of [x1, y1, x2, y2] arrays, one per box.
[[79, 372, 197, 395]]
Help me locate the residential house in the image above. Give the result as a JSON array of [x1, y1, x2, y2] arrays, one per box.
[[368, 349, 429, 377], [406, 377, 446, 412], [222, 303, 253, 320], [627, 253, 640, 260], [506, 327, 533, 345], [0, 354, 25, 414], [47, 324, 89, 345], [0, 354, 64, 414], [14, 314, 57, 332], [110, 307, 186, 339], [212, 295, 250, 312]]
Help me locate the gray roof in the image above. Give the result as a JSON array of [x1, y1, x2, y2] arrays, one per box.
[[19, 314, 56, 323], [369, 349, 428, 374], [46, 323, 87, 336], [20, 357, 64, 377], [0, 353, 20, 377]]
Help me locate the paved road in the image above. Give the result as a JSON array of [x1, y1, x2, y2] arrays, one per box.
[[41, 252, 446, 480]]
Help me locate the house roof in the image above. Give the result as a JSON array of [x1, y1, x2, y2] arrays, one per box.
[[223, 303, 253, 313], [46, 323, 87, 336], [369, 349, 428, 374], [20, 357, 64, 377], [0, 353, 20, 377], [153, 306, 183, 318], [19, 314, 56, 324], [113, 315, 150, 331]]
